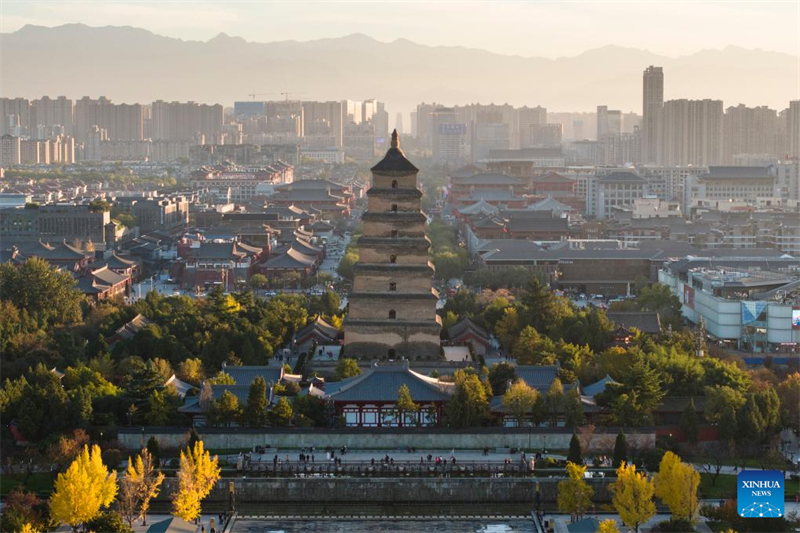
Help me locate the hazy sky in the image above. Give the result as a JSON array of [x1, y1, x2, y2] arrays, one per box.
[[2, 0, 799, 58]]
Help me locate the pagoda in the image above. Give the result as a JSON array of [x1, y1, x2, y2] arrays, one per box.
[[343, 130, 442, 360]]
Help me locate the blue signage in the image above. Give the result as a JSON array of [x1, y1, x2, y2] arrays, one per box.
[[737, 470, 784, 518]]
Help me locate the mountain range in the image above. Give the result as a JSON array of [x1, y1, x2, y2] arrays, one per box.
[[2, 24, 798, 114]]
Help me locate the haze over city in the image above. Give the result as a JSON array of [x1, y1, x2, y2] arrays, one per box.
[[1, 2, 800, 533]]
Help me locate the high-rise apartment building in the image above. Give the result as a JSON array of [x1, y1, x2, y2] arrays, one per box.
[[150, 101, 224, 142], [518, 106, 547, 148], [302, 101, 345, 147], [32, 96, 74, 135], [642, 66, 664, 164], [431, 107, 467, 165], [723, 104, 779, 164], [0, 134, 22, 167], [662, 99, 723, 166], [74, 97, 144, 142], [597, 105, 622, 139], [0, 98, 32, 135], [788, 101, 800, 159]]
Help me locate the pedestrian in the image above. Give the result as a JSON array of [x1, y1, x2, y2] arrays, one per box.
[[312, 454, 315, 463]]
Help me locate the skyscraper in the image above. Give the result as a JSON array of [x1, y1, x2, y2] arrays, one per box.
[[662, 99, 723, 166], [344, 131, 441, 360], [788, 100, 800, 159], [642, 65, 664, 164]]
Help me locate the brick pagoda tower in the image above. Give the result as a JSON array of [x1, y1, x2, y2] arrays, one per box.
[[343, 130, 442, 360]]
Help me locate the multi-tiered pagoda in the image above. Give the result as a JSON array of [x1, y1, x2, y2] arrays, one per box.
[[343, 130, 442, 360]]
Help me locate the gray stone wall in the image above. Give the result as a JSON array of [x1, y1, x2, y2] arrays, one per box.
[[118, 428, 654, 452], [154, 477, 614, 504]]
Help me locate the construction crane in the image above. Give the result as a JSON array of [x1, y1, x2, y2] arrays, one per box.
[[281, 91, 306, 101], [247, 93, 277, 100]]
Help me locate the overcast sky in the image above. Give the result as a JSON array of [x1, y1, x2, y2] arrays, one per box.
[[2, 0, 799, 58]]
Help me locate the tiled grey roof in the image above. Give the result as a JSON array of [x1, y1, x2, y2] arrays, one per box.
[[448, 317, 490, 344], [222, 365, 283, 387], [606, 311, 662, 334], [514, 365, 564, 392], [326, 366, 454, 402], [705, 166, 772, 178], [581, 375, 618, 398]]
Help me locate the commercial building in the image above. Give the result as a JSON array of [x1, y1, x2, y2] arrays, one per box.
[[586, 171, 649, 219]]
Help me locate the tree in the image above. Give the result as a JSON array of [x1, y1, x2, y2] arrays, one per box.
[[144, 390, 173, 426], [654, 451, 700, 523], [243, 376, 269, 427], [146, 437, 161, 467], [567, 433, 583, 465], [84, 512, 132, 533], [557, 462, 594, 520], [248, 274, 268, 294], [270, 397, 293, 426], [502, 380, 540, 427], [494, 307, 521, 351], [612, 431, 627, 468], [126, 448, 165, 526], [610, 462, 655, 533], [598, 519, 620, 533], [488, 362, 516, 396], [522, 277, 572, 334], [564, 388, 585, 428], [704, 385, 745, 441], [335, 358, 361, 380], [0, 257, 84, 327], [679, 399, 699, 443], [545, 378, 564, 426], [172, 441, 221, 522], [50, 445, 117, 532], [48, 429, 91, 472], [177, 358, 205, 386], [396, 384, 419, 426], [776, 372, 800, 432], [209, 390, 242, 427], [446, 369, 490, 427]]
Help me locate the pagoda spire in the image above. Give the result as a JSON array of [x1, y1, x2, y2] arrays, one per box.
[[390, 129, 399, 149]]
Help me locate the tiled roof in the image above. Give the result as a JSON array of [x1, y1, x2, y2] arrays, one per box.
[[598, 171, 645, 183], [705, 166, 773, 178], [222, 364, 283, 387], [112, 314, 153, 340], [606, 311, 662, 334], [581, 374, 618, 398], [514, 366, 563, 392], [371, 131, 419, 173], [263, 247, 317, 268], [326, 365, 454, 402], [448, 317, 490, 344], [294, 317, 340, 343]]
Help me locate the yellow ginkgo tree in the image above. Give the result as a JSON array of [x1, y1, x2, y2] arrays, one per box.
[[610, 461, 655, 533], [50, 444, 117, 532], [126, 448, 165, 526], [557, 461, 594, 520], [654, 451, 700, 523], [173, 440, 221, 521]]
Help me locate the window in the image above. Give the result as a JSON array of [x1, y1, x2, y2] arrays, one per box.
[[391, 179, 398, 188], [390, 254, 397, 264], [391, 229, 398, 238], [391, 204, 398, 212], [389, 282, 397, 291], [389, 309, 396, 319]]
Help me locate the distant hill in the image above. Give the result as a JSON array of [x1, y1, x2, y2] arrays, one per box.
[[2, 24, 797, 113]]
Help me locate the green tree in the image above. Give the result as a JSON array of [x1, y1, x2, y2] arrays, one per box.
[[243, 376, 269, 427], [248, 274, 268, 294], [0, 257, 84, 327], [494, 307, 521, 351], [567, 433, 583, 465], [545, 378, 564, 426], [679, 399, 699, 443], [488, 362, 516, 396], [704, 385, 745, 441], [396, 384, 419, 426], [522, 277, 573, 334], [446, 369, 490, 427], [209, 390, 242, 427], [270, 397, 293, 426], [564, 387, 586, 428], [335, 358, 361, 380], [613, 431, 627, 468], [502, 379, 540, 427]]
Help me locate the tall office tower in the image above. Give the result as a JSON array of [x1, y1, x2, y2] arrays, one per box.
[[723, 105, 779, 164], [662, 99, 724, 166], [597, 105, 622, 139], [415, 103, 437, 146], [395, 113, 404, 135], [431, 107, 467, 164], [518, 106, 547, 148], [0, 98, 32, 135], [344, 131, 441, 360], [372, 102, 390, 148], [151, 101, 224, 142], [573, 120, 585, 141], [788, 101, 800, 159], [32, 96, 74, 135], [74, 97, 144, 142], [642, 66, 664, 164], [302, 101, 344, 147]]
